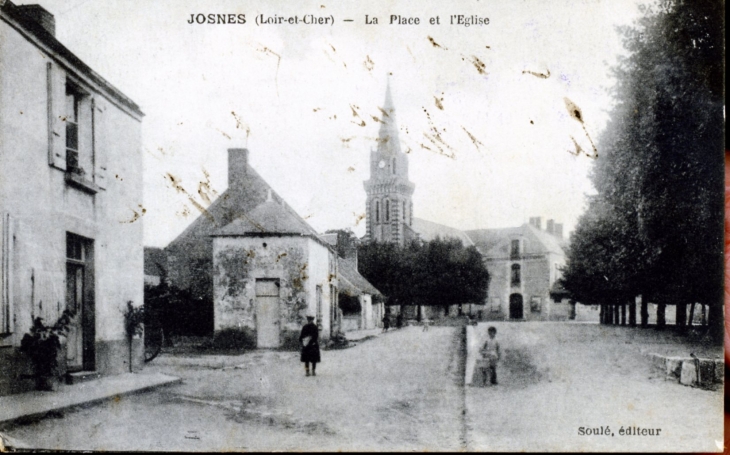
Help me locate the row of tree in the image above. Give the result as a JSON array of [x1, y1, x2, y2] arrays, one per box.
[[560, 0, 724, 336], [357, 237, 490, 313]]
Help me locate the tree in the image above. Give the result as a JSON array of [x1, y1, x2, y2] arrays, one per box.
[[562, 0, 724, 336], [358, 237, 490, 312]]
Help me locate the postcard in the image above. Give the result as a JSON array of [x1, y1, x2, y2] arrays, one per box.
[[0, 0, 724, 452]]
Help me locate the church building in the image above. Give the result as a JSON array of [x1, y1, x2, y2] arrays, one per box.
[[363, 83, 416, 246]]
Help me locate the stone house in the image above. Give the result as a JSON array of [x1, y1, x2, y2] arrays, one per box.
[[0, 1, 144, 395], [163, 148, 287, 301], [212, 196, 338, 348], [466, 217, 569, 321], [337, 257, 384, 331]]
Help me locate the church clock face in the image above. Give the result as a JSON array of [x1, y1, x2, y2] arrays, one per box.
[[378, 160, 386, 168]]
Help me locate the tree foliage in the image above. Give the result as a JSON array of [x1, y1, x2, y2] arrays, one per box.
[[358, 237, 490, 308], [561, 0, 724, 334]]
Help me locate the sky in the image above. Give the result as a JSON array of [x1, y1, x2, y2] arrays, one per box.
[[31, 0, 649, 247]]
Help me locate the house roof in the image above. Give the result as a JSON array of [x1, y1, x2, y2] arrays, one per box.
[[465, 223, 566, 258], [1, 1, 143, 118], [411, 217, 475, 246], [337, 258, 382, 297], [214, 199, 319, 237], [143, 247, 166, 277]]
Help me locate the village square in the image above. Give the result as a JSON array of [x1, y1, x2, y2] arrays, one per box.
[[0, 0, 724, 452]]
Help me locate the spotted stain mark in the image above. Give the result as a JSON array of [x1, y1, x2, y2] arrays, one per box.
[[177, 205, 191, 218], [216, 128, 231, 140], [121, 204, 146, 223], [292, 263, 309, 290], [427, 36, 447, 49], [198, 168, 218, 205], [364, 55, 374, 71], [113, 395, 121, 403], [370, 115, 382, 123], [523, 68, 550, 79], [353, 212, 365, 225], [530, 120, 534, 125], [377, 106, 391, 119], [166, 173, 215, 222], [276, 252, 288, 262], [421, 107, 456, 159], [462, 126, 485, 152], [313, 107, 322, 112], [341, 137, 354, 147], [115, 174, 123, 181], [485, 45, 491, 49], [256, 45, 282, 97], [463, 55, 487, 75], [347, 166, 355, 172], [564, 97, 598, 158], [434, 94, 444, 110], [349, 104, 366, 127], [231, 111, 251, 138]]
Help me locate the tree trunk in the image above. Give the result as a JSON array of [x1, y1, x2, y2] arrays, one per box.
[[701, 304, 707, 326], [687, 302, 695, 326], [640, 299, 648, 327], [614, 304, 620, 326], [675, 302, 687, 328], [599, 304, 605, 324], [656, 303, 666, 328], [708, 303, 723, 339], [629, 300, 636, 326], [620, 303, 626, 325]]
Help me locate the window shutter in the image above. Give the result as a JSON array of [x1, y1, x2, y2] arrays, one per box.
[[93, 98, 108, 189], [1, 212, 14, 335], [47, 62, 67, 171]]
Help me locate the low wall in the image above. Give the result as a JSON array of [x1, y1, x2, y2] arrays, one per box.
[[649, 353, 723, 388]]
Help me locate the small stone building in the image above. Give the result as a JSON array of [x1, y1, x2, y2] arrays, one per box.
[[0, 2, 144, 395], [212, 197, 338, 348], [337, 257, 384, 331]]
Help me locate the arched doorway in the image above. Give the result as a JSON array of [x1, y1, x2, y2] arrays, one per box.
[[509, 293, 524, 320]]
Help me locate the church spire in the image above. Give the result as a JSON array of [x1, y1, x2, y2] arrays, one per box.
[[377, 77, 401, 155]]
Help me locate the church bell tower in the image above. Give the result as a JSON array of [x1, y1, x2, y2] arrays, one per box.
[[364, 81, 415, 245]]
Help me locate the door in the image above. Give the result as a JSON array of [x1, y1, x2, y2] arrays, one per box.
[[509, 293, 524, 320], [255, 279, 280, 348], [65, 264, 84, 370], [66, 233, 95, 371]]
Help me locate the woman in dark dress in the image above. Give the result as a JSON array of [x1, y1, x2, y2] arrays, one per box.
[[299, 316, 321, 376]]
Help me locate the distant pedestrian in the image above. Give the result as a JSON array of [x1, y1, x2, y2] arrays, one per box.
[[478, 326, 501, 386], [299, 315, 321, 376], [422, 319, 430, 332], [382, 314, 390, 332], [396, 313, 403, 329]]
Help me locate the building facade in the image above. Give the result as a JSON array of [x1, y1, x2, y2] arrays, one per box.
[[466, 217, 569, 321], [212, 198, 338, 348], [0, 1, 144, 395]]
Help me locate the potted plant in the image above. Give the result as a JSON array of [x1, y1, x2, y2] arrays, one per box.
[[123, 301, 144, 372], [20, 308, 76, 391]]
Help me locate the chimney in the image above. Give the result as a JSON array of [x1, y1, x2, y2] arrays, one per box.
[[554, 223, 563, 238], [546, 219, 555, 234], [534, 216, 541, 230], [18, 4, 55, 36], [228, 148, 248, 191]]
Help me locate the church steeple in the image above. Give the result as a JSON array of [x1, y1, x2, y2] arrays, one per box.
[[363, 80, 415, 246]]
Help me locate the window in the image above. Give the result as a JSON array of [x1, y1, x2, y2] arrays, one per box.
[[491, 298, 501, 313], [65, 84, 82, 173], [510, 239, 520, 259], [385, 199, 390, 222], [530, 296, 542, 313], [511, 263, 521, 287], [375, 200, 380, 224]]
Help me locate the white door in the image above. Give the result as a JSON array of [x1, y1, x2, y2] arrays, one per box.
[[255, 280, 280, 348]]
